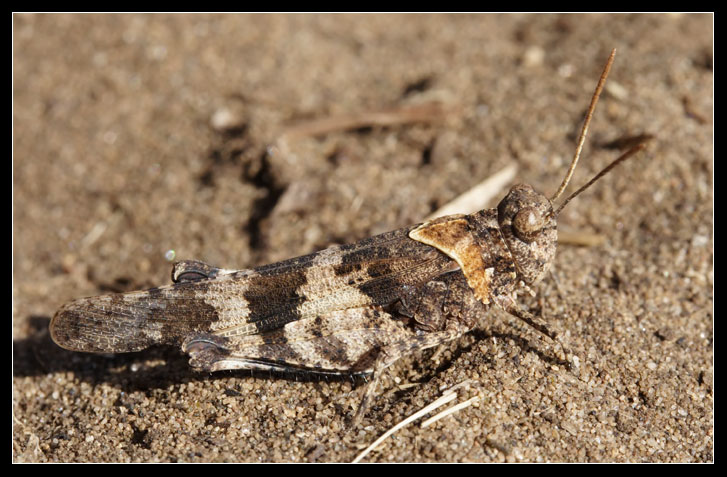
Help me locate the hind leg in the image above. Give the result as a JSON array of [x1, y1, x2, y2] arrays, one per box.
[[348, 328, 465, 429]]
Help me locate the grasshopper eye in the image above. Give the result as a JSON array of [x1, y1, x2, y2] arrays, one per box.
[[513, 206, 545, 243]]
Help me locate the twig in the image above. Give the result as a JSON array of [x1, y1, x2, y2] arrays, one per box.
[[420, 395, 480, 428], [426, 164, 518, 220], [280, 102, 454, 141], [352, 391, 458, 463], [557, 229, 606, 247]]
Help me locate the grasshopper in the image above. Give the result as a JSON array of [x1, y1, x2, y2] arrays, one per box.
[[50, 49, 645, 427]]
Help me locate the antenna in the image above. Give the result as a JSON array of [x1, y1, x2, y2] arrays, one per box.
[[550, 48, 617, 203], [553, 142, 646, 216]]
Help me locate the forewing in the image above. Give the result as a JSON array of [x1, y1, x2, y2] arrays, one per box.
[[50, 226, 456, 353]]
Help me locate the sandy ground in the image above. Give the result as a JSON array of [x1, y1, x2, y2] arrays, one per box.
[[13, 13, 712, 462]]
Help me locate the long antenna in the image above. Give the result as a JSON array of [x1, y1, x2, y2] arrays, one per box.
[[550, 48, 617, 203]]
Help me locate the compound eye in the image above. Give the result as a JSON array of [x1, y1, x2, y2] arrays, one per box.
[[513, 206, 544, 242]]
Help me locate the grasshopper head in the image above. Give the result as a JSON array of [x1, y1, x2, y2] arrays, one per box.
[[493, 49, 646, 286], [497, 183, 557, 286]]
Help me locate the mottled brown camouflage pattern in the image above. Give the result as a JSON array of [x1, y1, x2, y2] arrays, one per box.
[[51, 183, 561, 395]]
